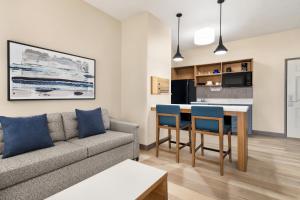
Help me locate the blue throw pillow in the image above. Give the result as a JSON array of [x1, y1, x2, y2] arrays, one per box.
[[0, 114, 54, 159], [75, 108, 106, 138]]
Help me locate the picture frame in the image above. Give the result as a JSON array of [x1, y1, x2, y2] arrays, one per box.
[[7, 41, 96, 101]]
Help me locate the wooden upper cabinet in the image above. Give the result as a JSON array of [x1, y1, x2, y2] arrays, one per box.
[[172, 58, 253, 87], [171, 66, 195, 80]]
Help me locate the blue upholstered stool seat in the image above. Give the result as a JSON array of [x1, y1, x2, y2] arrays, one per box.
[[157, 105, 190, 128], [160, 120, 190, 128], [197, 124, 231, 134]]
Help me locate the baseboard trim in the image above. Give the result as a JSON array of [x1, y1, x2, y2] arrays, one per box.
[[140, 137, 169, 151], [252, 130, 285, 138]]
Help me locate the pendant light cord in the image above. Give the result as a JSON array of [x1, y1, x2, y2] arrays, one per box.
[[177, 16, 180, 47], [219, 3, 222, 36]]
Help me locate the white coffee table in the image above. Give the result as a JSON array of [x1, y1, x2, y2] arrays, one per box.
[[46, 159, 168, 200]]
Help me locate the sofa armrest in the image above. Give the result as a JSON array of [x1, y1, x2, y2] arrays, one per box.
[[110, 119, 139, 159]]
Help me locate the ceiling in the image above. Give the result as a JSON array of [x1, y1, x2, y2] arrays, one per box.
[[85, 0, 300, 50]]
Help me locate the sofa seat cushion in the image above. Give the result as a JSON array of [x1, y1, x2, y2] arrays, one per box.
[[68, 131, 134, 157], [0, 141, 87, 190]]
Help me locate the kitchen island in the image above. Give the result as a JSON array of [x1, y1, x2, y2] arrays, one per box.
[[151, 104, 249, 172]]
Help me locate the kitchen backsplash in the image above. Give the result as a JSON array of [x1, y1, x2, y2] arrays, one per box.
[[197, 87, 253, 99]]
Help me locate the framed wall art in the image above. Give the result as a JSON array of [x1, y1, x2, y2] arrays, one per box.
[[7, 41, 96, 100]]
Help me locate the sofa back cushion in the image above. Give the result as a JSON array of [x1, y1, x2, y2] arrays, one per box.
[[47, 113, 65, 142], [61, 112, 79, 140], [102, 108, 110, 130], [62, 108, 110, 140]]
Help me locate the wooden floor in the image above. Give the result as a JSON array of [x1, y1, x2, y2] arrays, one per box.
[[140, 134, 300, 200]]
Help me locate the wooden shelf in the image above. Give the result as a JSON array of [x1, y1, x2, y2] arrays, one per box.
[[197, 85, 222, 87], [222, 71, 250, 75], [195, 73, 222, 77]]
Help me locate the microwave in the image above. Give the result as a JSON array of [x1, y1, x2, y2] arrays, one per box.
[[222, 72, 252, 87]]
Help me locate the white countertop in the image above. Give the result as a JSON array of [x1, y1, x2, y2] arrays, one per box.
[[191, 98, 253, 105], [154, 104, 249, 112], [46, 160, 167, 200]]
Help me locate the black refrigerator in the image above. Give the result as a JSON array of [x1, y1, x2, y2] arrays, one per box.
[[171, 80, 196, 104]]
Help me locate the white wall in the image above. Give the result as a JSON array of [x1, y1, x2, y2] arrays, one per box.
[[0, 0, 121, 117], [146, 13, 172, 145], [121, 13, 148, 144], [122, 12, 171, 145], [174, 28, 300, 134]]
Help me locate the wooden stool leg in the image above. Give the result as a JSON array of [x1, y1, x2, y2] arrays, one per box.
[[219, 134, 224, 176], [168, 129, 171, 149], [192, 118, 196, 167], [188, 126, 192, 153], [228, 131, 232, 162], [156, 126, 160, 158], [201, 134, 204, 156], [192, 131, 196, 167], [176, 128, 180, 163]]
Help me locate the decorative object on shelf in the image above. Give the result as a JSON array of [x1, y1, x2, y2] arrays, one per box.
[[7, 41, 96, 100], [206, 81, 213, 86], [214, 0, 228, 55], [226, 67, 232, 72], [194, 27, 215, 45], [215, 82, 221, 86], [173, 13, 184, 62], [241, 62, 248, 71], [213, 69, 220, 74], [151, 76, 169, 95]]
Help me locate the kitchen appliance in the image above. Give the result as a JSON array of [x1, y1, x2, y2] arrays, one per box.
[[171, 80, 196, 104], [222, 72, 252, 87]]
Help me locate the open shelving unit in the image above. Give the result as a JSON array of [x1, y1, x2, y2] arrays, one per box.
[[171, 58, 253, 87], [171, 66, 194, 80]]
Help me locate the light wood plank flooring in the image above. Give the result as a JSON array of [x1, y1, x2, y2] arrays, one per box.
[[140, 134, 300, 200]]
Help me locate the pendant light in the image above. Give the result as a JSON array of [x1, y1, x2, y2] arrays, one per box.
[[173, 13, 184, 62], [214, 0, 228, 55]]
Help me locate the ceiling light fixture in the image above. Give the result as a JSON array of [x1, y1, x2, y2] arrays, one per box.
[[173, 13, 184, 62], [214, 0, 228, 55], [194, 27, 215, 46]]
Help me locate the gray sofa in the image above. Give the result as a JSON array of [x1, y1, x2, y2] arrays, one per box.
[[0, 109, 139, 200]]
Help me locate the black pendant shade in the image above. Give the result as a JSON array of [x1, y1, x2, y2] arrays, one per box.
[[214, 0, 228, 55], [214, 36, 228, 55], [173, 13, 184, 62], [173, 45, 184, 62]]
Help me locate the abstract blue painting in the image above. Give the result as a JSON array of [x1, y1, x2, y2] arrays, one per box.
[[8, 41, 95, 100]]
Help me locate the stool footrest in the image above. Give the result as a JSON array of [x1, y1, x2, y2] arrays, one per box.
[[170, 140, 191, 150], [195, 145, 231, 157]]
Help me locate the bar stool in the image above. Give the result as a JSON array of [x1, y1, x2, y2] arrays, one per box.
[[156, 105, 192, 163], [191, 106, 232, 176]]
